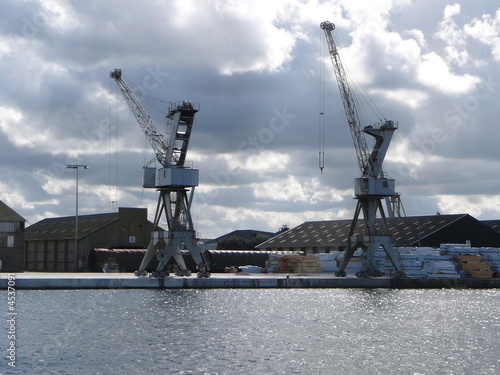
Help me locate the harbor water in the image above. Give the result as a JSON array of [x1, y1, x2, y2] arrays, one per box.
[[2, 288, 499, 374]]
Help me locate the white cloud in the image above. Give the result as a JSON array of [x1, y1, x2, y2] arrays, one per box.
[[239, 151, 290, 173], [41, 0, 80, 30], [437, 195, 500, 219], [166, 0, 303, 75], [465, 9, 500, 61], [434, 3, 463, 46], [253, 175, 312, 203], [444, 45, 470, 67], [433, 4, 473, 67], [369, 88, 429, 109], [193, 202, 350, 238], [0, 105, 28, 146], [1, 0, 500, 239], [417, 52, 480, 95], [0, 182, 35, 211], [403, 29, 426, 49]]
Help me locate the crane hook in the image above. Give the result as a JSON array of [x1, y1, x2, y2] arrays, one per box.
[[319, 151, 324, 174]]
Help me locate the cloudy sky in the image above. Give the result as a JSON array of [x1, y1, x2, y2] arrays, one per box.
[[1, 0, 499, 238]]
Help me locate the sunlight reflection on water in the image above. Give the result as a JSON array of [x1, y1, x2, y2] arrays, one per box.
[[3, 288, 499, 374]]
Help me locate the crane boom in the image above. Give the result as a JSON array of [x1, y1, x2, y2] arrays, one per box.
[[320, 21, 372, 176], [320, 21, 405, 278], [109, 68, 210, 278], [110, 69, 169, 168]]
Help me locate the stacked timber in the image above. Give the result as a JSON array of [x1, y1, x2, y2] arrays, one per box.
[[224, 266, 240, 273], [479, 248, 500, 277], [267, 255, 322, 273], [454, 255, 493, 278]]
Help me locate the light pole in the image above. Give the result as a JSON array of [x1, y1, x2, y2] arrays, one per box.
[[67, 164, 89, 272]]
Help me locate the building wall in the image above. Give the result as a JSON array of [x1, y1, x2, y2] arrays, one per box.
[[85, 208, 151, 250], [259, 245, 342, 254], [25, 208, 153, 272], [0, 223, 25, 272], [78, 209, 152, 270], [25, 239, 73, 272]]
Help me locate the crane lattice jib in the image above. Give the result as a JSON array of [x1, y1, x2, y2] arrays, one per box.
[[320, 21, 372, 176], [110, 69, 169, 168]]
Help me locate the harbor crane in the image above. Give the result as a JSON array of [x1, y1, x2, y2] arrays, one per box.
[[110, 68, 210, 278], [320, 21, 405, 278]]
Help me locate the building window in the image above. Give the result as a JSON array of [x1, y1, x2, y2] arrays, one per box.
[[0, 222, 19, 232], [7, 236, 14, 247]]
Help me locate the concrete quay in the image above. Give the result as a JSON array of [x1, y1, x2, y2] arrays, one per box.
[[1, 272, 499, 289]]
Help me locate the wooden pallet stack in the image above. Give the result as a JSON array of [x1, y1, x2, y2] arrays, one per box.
[[271, 255, 322, 273], [454, 255, 494, 278]]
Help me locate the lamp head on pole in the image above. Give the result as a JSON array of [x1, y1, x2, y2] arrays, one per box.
[[67, 164, 89, 169]]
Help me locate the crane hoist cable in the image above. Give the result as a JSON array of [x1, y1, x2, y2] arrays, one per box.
[[120, 72, 170, 116], [330, 29, 387, 126], [319, 27, 326, 174], [107, 77, 119, 212], [320, 21, 406, 278]]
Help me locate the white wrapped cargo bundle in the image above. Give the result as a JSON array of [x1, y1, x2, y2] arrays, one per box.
[[424, 261, 457, 274], [481, 254, 500, 262], [320, 261, 338, 273], [400, 253, 419, 261], [401, 261, 423, 270], [420, 254, 453, 262], [318, 252, 340, 261], [239, 265, 263, 273], [444, 247, 480, 255], [479, 247, 500, 255]]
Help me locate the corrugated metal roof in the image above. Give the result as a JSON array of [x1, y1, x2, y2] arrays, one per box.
[[258, 214, 470, 249], [209, 229, 276, 243], [26, 212, 119, 240], [483, 220, 500, 233], [0, 200, 26, 222]]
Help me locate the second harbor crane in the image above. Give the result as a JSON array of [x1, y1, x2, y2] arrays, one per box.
[[320, 21, 405, 278], [110, 68, 210, 278]]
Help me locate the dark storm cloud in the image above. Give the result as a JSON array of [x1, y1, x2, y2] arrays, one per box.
[[1, 1, 499, 237]]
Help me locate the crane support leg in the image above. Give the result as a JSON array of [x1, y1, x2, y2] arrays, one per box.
[[183, 236, 211, 278], [335, 198, 405, 278], [335, 201, 362, 277], [134, 194, 165, 276], [134, 232, 165, 276], [156, 236, 190, 277], [134, 188, 211, 277]]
